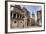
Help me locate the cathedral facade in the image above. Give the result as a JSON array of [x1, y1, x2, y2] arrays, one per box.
[[10, 5, 32, 28]]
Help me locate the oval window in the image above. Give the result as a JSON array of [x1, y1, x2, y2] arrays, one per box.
[[14, 21, 16, 23]]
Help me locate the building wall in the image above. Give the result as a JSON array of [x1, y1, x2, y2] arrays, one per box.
[[18, 20, 24, 28], [11, 19, 18, 28], [11, 19, 24, 28], [37, 10, 42, 26], [10, 5, 32, 28]]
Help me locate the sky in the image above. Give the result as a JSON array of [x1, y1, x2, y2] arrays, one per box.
[[21, 5, 42, 14]]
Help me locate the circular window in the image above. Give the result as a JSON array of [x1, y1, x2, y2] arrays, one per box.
[[14, 21, 16, 23], [21, 22, 22, 23]]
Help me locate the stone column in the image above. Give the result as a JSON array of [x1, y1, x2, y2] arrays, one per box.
[[16, 14, 17, 18], [19, 15, 20, 19], [35, 12, 37, 25], [21, 16, 22, 19], [24, 16, 27, 28], [12, 13, 14, 18]]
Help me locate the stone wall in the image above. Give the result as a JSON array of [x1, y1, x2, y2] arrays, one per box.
[[11, 19, 24, 28]]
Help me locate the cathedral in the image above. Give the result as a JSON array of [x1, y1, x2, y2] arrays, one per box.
[[10, 5, 32, 28]]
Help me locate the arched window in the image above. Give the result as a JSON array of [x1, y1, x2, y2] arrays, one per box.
[[13, 14, 16, 18]]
